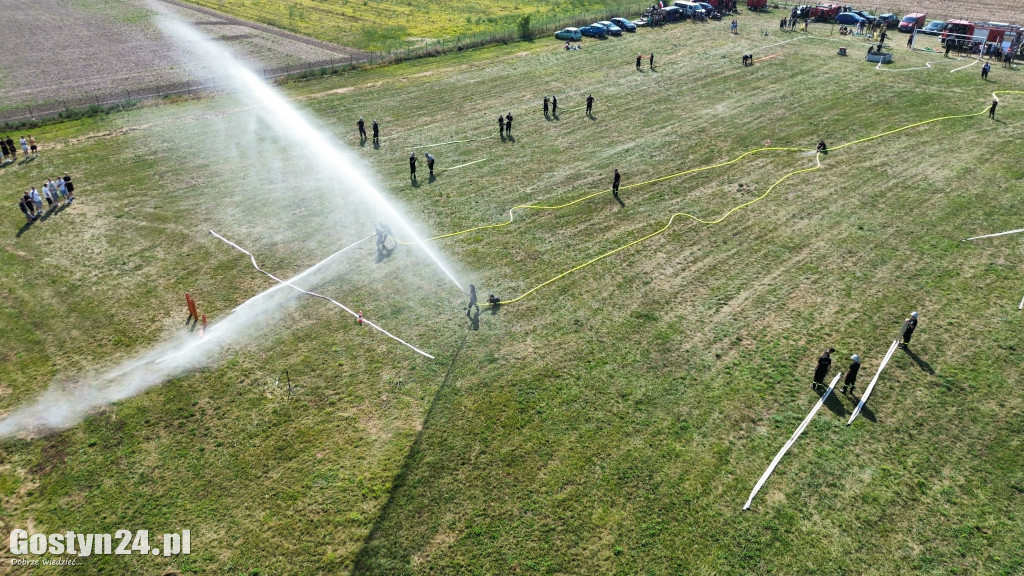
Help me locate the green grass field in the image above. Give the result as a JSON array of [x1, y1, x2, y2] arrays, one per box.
[[182, 0, 643, 50], [2, 12, 1024, 574]]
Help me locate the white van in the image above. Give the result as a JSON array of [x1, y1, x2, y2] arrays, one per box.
[[673, 1, 706, 17]]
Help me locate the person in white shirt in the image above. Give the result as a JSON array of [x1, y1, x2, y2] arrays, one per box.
[[30, 187, 44, 212], [43, 182, 55, 210]]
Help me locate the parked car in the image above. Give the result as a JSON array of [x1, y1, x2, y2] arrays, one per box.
[[579, 24, 608, 38], [835, 12, 866, 26], [673, 1, 706, 18], [610, 17, 637, 32], [920, 20, 946, 35], [554, 27, 582, 41], [595, 21, 623, 36], [662, 6, 684, 21], [898, 13, 926, 32], [852, 10, 875, 22], [876, 14, 899, 29]]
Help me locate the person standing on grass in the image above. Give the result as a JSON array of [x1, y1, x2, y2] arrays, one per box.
[[6, 136, 15, 161], [543, 95, 549, 115], [357, 117, 366, 140], [842, 354, 860, 395], [22, 192, 35, 220], [47, 178, 61, 206], [552, 94, 558, 116], [409, 152, 417, 180], [982, 61, 990, 80], [63, 172, 75, 202], [900, 312, 918, 347], [649, 52, 655, 69], [0, 137, 9, 163], [505, 112, 513, 136], [466, 284, 477, 316], [612, 169, 621, 197], [371, 119, 379, 143], [30, 187, 44, 214], [375, 222, 387, 251], [586, 94, 594, 115], [20, 136, 29, 157], [18, 196, 34, 224], [989, 98, 998, 119], [42, 181, 55, 210], [28, 135, 37, 156], [812, 348, 835, 390], [498, 114, 505, 137], [56, 177, 69, 202], [18, 196, 35, 224], [636, 53, 642, 70], [425, 152, 435, 176]]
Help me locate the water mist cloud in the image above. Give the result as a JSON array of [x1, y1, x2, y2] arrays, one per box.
[[0, 7, 462, 437], [0, 238, 365, 438]]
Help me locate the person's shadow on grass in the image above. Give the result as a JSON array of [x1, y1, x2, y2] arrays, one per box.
[[587, 112, 597, 121], [373, 140, 381, 150], [902, 346, 934, 374], [467, 306, 480, 331], [544, 111, 551, 121], [849, 397, 877, 422], [859, 402, 877, 422], [506, 134, 515, 143], [19, 156, 35, 166], [15, 222, 32, 237], [613, 193, 625, 208], [428, 173, 436, 184], [821, 387, 847, 417]]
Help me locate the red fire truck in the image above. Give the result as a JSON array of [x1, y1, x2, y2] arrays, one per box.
[[703, 0, 735, 11], [941, 20, 1023, 55], [809, 4, 845, 22]]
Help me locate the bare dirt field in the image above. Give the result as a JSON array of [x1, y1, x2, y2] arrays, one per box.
[[0, 0, 363, 113]]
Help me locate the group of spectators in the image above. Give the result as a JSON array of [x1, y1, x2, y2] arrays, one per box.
[[1, 135, 38, 164], [17, 173, 76, 225]]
